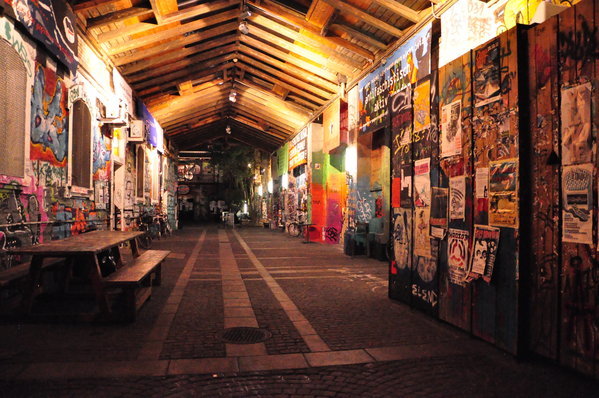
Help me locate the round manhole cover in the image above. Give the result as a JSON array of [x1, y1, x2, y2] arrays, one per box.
[[221, 327, 272, 344]]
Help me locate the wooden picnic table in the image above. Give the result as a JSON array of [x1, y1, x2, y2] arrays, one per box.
[[8, 230, 144, 317]]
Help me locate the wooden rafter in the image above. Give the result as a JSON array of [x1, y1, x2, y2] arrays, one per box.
[[86, 7, 154, 30], [371, 0, 425, 23], [319, 0, 404, 37]]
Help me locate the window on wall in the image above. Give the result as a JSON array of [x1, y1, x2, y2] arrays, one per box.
[[136, 145, 144, 198], [71, 100, 92, 188], [0, 40, 26, 177]]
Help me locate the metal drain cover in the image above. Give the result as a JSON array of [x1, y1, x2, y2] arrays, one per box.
[[221, 327, 272, 344]]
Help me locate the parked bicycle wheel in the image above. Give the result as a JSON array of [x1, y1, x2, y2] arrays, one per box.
[[288, 222, 301, 237]]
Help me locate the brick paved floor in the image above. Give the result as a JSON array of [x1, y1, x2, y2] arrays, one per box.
[[0, 224, 597, 397]]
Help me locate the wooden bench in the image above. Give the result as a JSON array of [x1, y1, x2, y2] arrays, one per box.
[[0, 258, 64, 288], [103, 249, 170, 321]]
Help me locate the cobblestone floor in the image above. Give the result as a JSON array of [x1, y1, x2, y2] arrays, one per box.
[[0, 225, 596, 397]]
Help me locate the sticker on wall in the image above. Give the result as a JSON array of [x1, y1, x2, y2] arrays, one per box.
[[393, 209, 412, 270], [400, 164, 412, 209], [430, 187, 448, 236], [561, 82, 592, 166], [473, 38, 501, 107], [466, 225, 500, 283], [441, 100, 462, 158], [414, 158, 431, 207], [413, 78, 431, 132], [562, 163, 593, 245], [449, 176, 466, 220], [414, 207, 431, 258], [448, 228, 469, 285], [489, 159, 518, 228]]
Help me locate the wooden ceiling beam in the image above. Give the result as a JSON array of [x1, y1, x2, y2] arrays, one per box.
[[149, 0, 179, 24], [232, 103, 297, 135], [238, 51, 338, 99], [372, 0, 424, 23], [330, 23, 388, 50], [237, 44, 338, 93], [122, 35, 237, 75], [151, 80, 227, 115], [249, 14, 363, 70], [128, 44, 236, 83], [229, 115, 288, 141], [237, 78, 317, 113], [98, 0, 236, 42], [320, 0, 404, 37], [245, 24, 355, 77], [107, 9, 238, 55], [74, 0, 122, 13], [249, 0, 374, 61], [236, 83, 311, 119], [113, 22, 238, 65], [86, 7, 154, 30], [236, 61, 325, 106], [156, 89, 229, 122], [239, 35, 337, 82], [134, 55, 234, 91]]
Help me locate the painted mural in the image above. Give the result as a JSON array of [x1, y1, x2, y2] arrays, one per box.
[[30, 63, 68, 167]]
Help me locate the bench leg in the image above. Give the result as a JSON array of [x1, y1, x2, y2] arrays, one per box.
[[125, 288, 136, 322], [152, 264, 162, 286]]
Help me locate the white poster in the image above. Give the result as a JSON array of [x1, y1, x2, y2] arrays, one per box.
[[475, 167, 489, 199], [414, 158, 431, 207], [562, 163, 593, 244], [441, 100, 462, 158], [449, 176, 466, 220], [561, 82, 592, 166], [448, 228, 469, 285]]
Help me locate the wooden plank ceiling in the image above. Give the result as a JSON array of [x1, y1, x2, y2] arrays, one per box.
[[74, 0, 432, 151]]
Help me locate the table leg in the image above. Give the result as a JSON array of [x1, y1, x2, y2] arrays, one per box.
[[87, 253, 111, 316], [129, 238, 140, 258], [21, 255, 44, 314]]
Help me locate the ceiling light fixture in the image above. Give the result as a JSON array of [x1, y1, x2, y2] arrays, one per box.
[[240, 6, 252, 19], [238, 20, 249, 34], [225, 125, 231, 134], [229, 90, 237, 102]]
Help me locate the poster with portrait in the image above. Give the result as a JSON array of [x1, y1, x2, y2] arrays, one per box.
[[561, 82, 592, 166], [466, 225, 500, 283], [449, 176, 466, 220], [441, 100, 462, 158], [473, 39, 501, 107], [448, 228, 469, 285], [489, 159, 518, 228], [475, 167, 489, 199], [562, 163, 593, 244], [393, 209, 412, 270], [414, 207, 431, 257], [414, 158, 431, 207]]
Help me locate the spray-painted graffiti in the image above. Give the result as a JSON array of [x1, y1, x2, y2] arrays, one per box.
[[92, 127, 111, 180], [30, 64, 68, 167], [0, 16, 34, 78]]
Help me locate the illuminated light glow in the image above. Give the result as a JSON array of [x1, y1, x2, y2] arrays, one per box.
[[345, 146, 357, 177], [243, 203, 248, 213], [267, 180, 273, 194], [281, 173, 288, 189], [257, 185, 263, 196]]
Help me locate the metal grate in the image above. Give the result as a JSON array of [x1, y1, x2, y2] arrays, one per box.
[[0, 40, 26, 177], [220, 327, 272, 344]]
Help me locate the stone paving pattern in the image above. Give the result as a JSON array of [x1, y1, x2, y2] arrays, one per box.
[[0, 225, 597, 397]]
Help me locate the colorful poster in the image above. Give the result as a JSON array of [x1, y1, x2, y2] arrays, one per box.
[[358, 24, 431, 135], [430, 187, 448, 233], [276, 143, 289, 178], [449, 176, 466, 220], [413, 78, 431, 132], [30, 64, 68, 167], [288, 128, 308, 170], [475, 167, 489, 198], [390, 86, 413, 171], [391, 178, 401, 208], [3, 0, 78, 73], [393, 209, 412, 270], [414, 207, 431, 258], [441, 100, 462, 158], [489, 159, 518, 228], [448, 228, 469, 285], [562, 163, 593, 244], [414, 158, 431, 207], [561, 82, 592, 166], [467, 225, 500, 283], [400, 164, 412, 208], [473, 38, 501, 107]]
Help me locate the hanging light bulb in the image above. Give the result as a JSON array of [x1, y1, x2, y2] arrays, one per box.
[[228, 90, 237, 102], [238, 20, 249, 34], [225, 125, 231, 134]]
